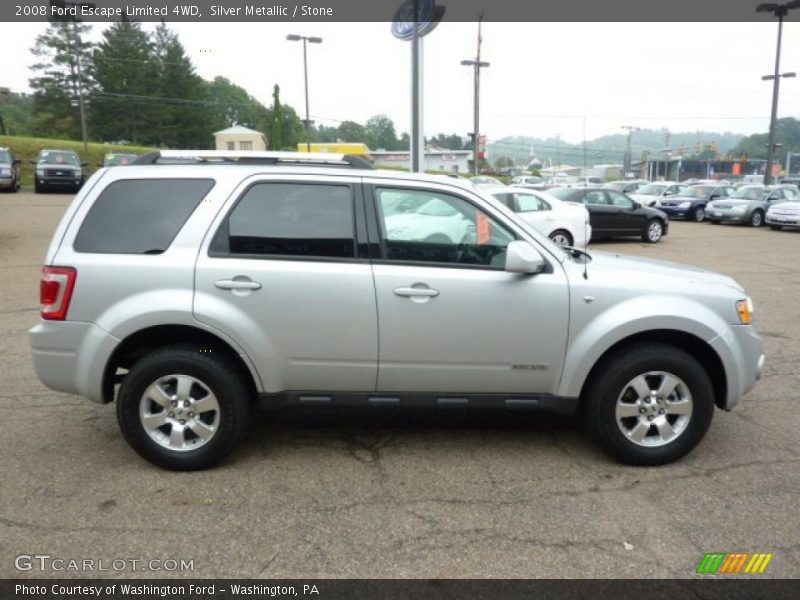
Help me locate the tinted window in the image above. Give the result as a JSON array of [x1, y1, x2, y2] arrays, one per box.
[[516, 193, 550, 212], [607, 191, 634, 207], [585, 191, 608, 205], [377, 187, 515, 268], [0, 150, 10, 162], [222, 183, 355, 259], [74, 179, 214, 254]]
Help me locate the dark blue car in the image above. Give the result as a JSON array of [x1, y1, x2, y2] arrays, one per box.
[[657, 184, 735, 222]]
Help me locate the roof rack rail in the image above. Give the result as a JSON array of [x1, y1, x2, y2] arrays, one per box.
[[132, 150, 374, 170]]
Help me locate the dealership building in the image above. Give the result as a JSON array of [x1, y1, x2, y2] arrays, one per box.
[[370, 149, 472, 173]]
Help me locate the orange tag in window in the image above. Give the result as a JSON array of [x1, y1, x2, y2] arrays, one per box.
[[476, 213, 490, 245]]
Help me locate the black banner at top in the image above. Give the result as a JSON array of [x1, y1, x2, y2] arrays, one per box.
[[2, 0, 800, 22]]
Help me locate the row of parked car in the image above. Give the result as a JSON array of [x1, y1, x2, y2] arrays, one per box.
[[0, 146, 137, 193], [468, 175, 800, 247]]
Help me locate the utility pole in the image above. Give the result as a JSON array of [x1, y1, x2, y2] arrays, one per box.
[[756, 1, 799, 184], [461, 16, 489, 175], [621, 125, 640, 177], [50, 1, 94, 159]]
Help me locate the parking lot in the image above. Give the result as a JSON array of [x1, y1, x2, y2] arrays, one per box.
[[1, 189, 798, 579]]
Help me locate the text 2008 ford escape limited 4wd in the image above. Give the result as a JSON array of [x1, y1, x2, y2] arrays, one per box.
[[29, 151, 765, 470]]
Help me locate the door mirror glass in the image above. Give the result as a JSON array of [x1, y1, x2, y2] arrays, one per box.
[[13, 159, 21, 166], [505, 241, 545, 274]]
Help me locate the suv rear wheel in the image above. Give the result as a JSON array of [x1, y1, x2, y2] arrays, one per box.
[[116, 345, 251, 470], [583, 343, 714, 465]]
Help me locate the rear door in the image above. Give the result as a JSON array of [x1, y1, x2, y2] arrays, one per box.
[[193, 175, 378, 393]]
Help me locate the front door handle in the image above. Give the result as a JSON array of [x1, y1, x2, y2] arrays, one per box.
[[394, 286, 439, 298], [215, 278, 262, 291]]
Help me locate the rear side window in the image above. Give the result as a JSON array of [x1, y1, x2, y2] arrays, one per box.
[[212, 182, 355, 259], [74, 179, 214, 254]]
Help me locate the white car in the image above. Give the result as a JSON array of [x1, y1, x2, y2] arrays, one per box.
[[384, 195, 476, 245], [766, 200, 800, 230], [485, 186, 591, 248], [469, 175, 504, 187], [630, 181, 689, 208]]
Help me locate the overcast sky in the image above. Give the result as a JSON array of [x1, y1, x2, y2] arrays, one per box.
[[1, 21, 798, 145]]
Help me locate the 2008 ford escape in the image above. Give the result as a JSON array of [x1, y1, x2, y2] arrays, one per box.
[[29, 151, 764, 470]]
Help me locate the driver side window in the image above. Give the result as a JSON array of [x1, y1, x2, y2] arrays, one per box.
[[607, 191, 634, 207], [376, 187, 515, 268]]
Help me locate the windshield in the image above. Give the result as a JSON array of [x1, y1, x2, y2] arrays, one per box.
[[730, 187, 767, 200], [636, 184, 667, 196], [0, 150, 10, 163], [686, 185, 714, 198], [105, 154, 136, 166], [38, 150, 80, 166]]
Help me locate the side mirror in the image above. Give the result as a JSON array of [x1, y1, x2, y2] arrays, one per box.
[[12, 159, 21, 166], [30, 160, 37, 165], [505, 240, 546, 274], [97, 162, 104, 167], [80, 161, 88, 167], [631, 201, 641, 209]]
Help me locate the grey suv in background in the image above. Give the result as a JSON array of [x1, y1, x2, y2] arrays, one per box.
[[0, 146, 21, 192], [32, 149, 87, 193], [29, 151, 764, 470]]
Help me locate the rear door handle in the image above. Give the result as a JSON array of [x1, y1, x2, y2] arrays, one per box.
[[215, 278, 262, 291], [393, 286, 439, 298]]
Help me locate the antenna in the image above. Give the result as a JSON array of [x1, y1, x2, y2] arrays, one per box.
[[582, 116, 589, 280]]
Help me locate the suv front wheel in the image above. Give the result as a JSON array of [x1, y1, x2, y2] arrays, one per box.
[[583, 343, 714, 465], [116, 345, 251, 470]]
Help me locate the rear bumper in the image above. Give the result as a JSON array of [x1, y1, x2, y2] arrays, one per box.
[[29, 320, 119, 403]]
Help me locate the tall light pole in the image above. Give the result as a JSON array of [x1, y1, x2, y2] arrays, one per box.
[[621, 125, 640, 177], [756, 1, 799, 184], [461, 17, 489, 175], [287, 34, 322, 152]]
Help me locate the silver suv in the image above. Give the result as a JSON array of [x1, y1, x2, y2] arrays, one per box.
[[29, 151, 764, 470]]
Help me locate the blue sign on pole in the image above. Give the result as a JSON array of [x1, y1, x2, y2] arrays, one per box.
[[391, 0, 441, 40]]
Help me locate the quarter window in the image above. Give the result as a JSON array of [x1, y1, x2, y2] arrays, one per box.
[[74, 179, 214, 254], [216, 183, 355, 259], [376, 187, 515, 268], [516, 193, 551, 212], [585, 191, 608, 205]]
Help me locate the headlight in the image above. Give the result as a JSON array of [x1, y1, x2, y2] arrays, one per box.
[[0, 168, 9, 176], [74, 169, 82, 178], [736, 297, 753, 325], [36, 168, 45, 176], [678, 201, 691, 208]]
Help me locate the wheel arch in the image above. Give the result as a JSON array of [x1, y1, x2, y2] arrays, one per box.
[[102, 324, 262, 404], [577, 329, 727, 411]]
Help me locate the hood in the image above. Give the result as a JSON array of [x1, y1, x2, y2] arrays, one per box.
[[586, 250, 743, 293], [708, 198, 756, 208], [628, 193, 657, 202], [37, 162, 78, 170], [768, 201, 800, 212]]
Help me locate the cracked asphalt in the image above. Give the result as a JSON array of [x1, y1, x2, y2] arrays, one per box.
[[1, 191, 798, 579]]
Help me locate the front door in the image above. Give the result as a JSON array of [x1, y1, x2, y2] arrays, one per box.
[[367, 182, 569, 395]]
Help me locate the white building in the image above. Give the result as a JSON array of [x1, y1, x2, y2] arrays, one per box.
[[371, 149, 471, 174]]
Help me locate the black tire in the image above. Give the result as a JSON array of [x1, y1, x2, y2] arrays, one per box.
[[693, 205, 706, 222], [749, 210, 764, 228], [583, 343, 715, 466], [34, 181, 42, 194], [548, 229, 573, 247], [708, 219, 719, 224], [116, 345, 252, 470], [642, 219, 664, 243], [769, 225, 782, 231]]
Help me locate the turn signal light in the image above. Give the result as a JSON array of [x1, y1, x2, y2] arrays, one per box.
[[736, 298, 753, 325]]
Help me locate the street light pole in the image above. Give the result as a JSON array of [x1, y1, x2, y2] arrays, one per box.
[[287, 34, 323, 152], [756, 1, 800, 184], [461, 17, 489, 176], [622, 125, 640, 177]]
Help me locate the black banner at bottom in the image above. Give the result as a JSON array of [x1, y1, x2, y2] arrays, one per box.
[[3, 579, 799, 600]]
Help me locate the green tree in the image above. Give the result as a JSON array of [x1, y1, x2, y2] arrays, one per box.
[[338, 120, 366, 143], [364, 114, 400, 150], [269, 84, 283, 150], [153, 23, 211, 148], [29, 19, 94, 140], [205, 76, 266, 132], [90, 19, 155, 144], [731, 118, 800, 161], [430, 133, 465, 151], [0, 92, 34, 136]]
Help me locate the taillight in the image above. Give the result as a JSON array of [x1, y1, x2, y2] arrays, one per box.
[[40, 266, 77, 320]]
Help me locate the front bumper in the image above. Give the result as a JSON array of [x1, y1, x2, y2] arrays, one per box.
[[707, 208, 747, 223], [766, 214, 800, 227], [710, 324, 764, 410], [38, 178, 80, 187], [29, 320, 119, 404], [0, 177, 15, 189], [658, 206, 692, 219]]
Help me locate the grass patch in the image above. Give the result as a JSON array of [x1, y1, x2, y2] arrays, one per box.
[[0, 135, 155, 187]]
